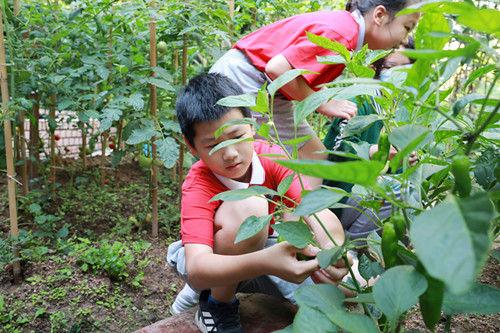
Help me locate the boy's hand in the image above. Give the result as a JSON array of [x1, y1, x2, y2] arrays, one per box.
[[311, 253, 352, 285], [317, 99, 357, 120], [266, 241, 320, 284], [369, 144, 397, 160]]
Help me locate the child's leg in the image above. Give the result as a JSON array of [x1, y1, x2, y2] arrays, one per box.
[[211, 196, 270, 303]]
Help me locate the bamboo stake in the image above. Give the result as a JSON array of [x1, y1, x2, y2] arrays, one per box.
[[228, 0, 234, 39], [178, 34, 188, 205], [81, 124, 87, 169], [49, 94, 56, 193], [171, 49, 179, 182], [0, 7, 21, 283], [13, 1, 20, 17], [18, 110, 28, 194], [149, 2, 159, 238]]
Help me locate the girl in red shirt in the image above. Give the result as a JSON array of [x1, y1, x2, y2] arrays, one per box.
[[210, 0, 421, 187]]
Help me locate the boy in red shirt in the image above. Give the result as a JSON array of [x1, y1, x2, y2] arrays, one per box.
[[167, 73, 347, 333]]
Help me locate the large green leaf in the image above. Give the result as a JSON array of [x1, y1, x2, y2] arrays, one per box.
[[443, 283, 500, 315], [294, 188, 346, 216], [306, 32, 350, 60], [317, 247, 343, 269], [457, 8, 500, 35], [295, 284, 378, 333], [214, 118, 257, 138], [452, 93, 486, 116], [277, 174, 295, 196], [464, 65, 496, 90], [267, 69, 314, 97], [389, 125, 431, 151], [156, 137, 179, 168], [210, 186, 278, 202], [414, 11, 450, 51], [293, 306, 339, 333], [216, 94, 256, 108], [126, 126, 158, 145], [358, 254, 384, 281], [373, 266, 428, 323], [277, 159, 384, 187], [410, 193, 494, 294], [234, 215, 273, 244], [209, 137, 254, 156], [343, 114, 382, 137], [271, 221, 313, 249], [402, 42, 479, 60]]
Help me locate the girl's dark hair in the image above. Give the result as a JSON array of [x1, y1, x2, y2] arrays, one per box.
[[345, 0, 416, 17]]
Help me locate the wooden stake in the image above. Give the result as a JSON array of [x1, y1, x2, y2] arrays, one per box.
[[149, 2, 159, 238], [0, 6, 21, 283], [29, 93, 40, 179], [81, 124, 87, 169], [18, 110, 28, 195], [228, 0, 234, 39], [49, 94, 56, 193], [13, 1, 20, 17], [178, 34, 188, 205]]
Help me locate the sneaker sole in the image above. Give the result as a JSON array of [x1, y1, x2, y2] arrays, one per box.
[[195, 309, 209, 333]]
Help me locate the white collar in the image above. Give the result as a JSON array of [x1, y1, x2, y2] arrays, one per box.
[[214, 151, 265, 190], [351, 9, 366, 51]]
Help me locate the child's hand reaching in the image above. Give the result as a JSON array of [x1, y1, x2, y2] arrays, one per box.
[[310, 253, 352, 285], [266, 241, 320, 284], [317, 99, 357, 120]]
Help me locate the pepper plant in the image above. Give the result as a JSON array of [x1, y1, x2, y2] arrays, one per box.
[[211, 1, 500, 332]]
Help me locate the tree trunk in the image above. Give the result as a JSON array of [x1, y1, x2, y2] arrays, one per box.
[[49, 94, 57, 194], [171, 49, 179, 182], [149, 3, 159, 238], [100, 131, 108, 185], [0, 7, 21, 283]]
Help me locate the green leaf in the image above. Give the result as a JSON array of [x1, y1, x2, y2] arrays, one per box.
[[345, 293, 375, 304], [214, 118, 257, 138], [293, 306, 339, 333], [294, 188, 346, 216], [343, 114, 382, 137], [364, 49, 392, 66], [277, 174, 295, 196], [452, 93, 486, 116], [100, 108, 122, 132], [414, 11, 451, 51], [217, 94, 256, 108], [316, 55, 346, 65], [474, 147, 498, 190], [235, 215, 273, 244], [252, 85, 269, 114], [126, 126, 158, 145], [443, 283, 500, 315], [306, 32, 350, 60], [128, 93, 145, 111], [295, 284, 378, 333], [267, 69, 314, 97], [457, 8, 500, 35], [410, 193, 494, 294], [146, 77, 175, 91], [210, 186, 278, 202], [390, 131, 432, 172], [161, 120, 181, 133], [347, 63, 375, 78], [464, 65, 496, 90], [96, 66, 110, 80], [156, 137, 180, 168], [373, 266, 428, 323], [401, 42, 479, 60], [358, 254, 384, 281], [271, 221, 313, 249], [208, 137, 254, 156], [111, 150, 126, 168], [317, 247, 343, 269], [277, 159, 385, 187]]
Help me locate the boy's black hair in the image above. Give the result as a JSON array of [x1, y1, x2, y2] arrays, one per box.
[[346, 0, 419, 17], [176, 73, 252, 147]]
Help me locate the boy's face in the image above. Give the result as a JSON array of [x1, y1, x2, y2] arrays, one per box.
[[188, 109, 254, 183]]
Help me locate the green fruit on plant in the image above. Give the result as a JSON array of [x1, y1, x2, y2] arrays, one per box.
[[145, 213, 152, 223], [373, 132, 390, 164], [391, 214, 406, 241], [139, 155, 153, 169], [451, 154, 471, 198], [418, 263, 445, 331], [381, 222, 398, 269], [157, 41, 168, 55]]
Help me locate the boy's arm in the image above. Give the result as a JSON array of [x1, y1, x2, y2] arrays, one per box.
[[265, 54, 356, 120], [184, 242, 320, 291]]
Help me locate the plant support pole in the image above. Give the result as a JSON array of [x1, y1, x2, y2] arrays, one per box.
[[0, 6, 21, 283], [149, 1, 159, 238]]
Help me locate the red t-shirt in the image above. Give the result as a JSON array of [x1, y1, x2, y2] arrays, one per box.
[[181, 140, 307, 248], [234, 10, 359, 91]]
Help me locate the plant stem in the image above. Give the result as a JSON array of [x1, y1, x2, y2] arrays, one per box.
[[444, 315, 452, 332]]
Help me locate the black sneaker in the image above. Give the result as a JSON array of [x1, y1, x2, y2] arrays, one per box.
[[195, 290, 243, 333]]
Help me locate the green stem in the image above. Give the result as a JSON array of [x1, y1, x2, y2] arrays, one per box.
[[444, 315, 452, 333]]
